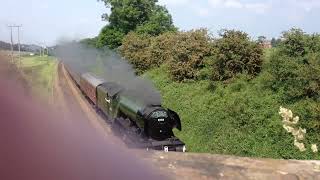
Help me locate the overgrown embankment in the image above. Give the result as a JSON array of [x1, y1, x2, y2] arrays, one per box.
[[18, 56, 57, 102], [120, 28, 320, 160], [145, 61, 287, 158], [79, 26, 320, 159], [0, 52, 30, 92]]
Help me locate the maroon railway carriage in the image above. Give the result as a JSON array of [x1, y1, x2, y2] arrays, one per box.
[[79, 73, 105, 104], [64, 64, 81, 85]]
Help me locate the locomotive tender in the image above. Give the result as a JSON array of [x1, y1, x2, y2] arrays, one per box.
[[66, 66, 186, 152]]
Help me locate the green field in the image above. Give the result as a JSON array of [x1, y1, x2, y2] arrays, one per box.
[[18, 56, 57, 102]]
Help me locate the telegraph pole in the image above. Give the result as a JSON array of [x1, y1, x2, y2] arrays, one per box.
[[8, 25, 22, 65], [17, 26, 21, 66], [8, 26, 14, 63]]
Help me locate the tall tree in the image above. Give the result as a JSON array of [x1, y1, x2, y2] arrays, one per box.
[[135, 5, 177, 36], [98, 0, 175, 49], [96, 26, 125, 49], [100, 0, 157, 33]]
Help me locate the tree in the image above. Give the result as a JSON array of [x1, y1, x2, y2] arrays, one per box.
[[97, 0, 175, 49], [99, 0, 157, 33], [80, 37, 98, 47], [135, 5, 177, 36], [96, 26, 125, 49]]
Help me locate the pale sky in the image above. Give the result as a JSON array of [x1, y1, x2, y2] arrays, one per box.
[[1, 0, 320, 46]]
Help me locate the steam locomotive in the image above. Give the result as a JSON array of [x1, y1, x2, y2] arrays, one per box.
[[65, 66, 186, 152]]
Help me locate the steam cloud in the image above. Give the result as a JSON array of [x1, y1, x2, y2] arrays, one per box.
[[54, 43, 162, 105]]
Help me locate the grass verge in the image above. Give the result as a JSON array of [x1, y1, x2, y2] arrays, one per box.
[[18, 56, 57, 102]]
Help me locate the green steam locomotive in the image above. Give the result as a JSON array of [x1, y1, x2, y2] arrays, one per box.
[[67, 69, 186, 152]]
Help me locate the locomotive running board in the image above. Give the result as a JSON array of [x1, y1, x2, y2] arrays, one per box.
[[127, 137, 186, 152]]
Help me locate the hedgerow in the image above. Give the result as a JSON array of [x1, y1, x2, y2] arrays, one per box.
[[90, 27, 320, 159], [212, 30, 263, 81], [120, 32, 153, 74], [167, 29, 214, 81], [148, 32, 177, 69], [267, 28, 320, 102], [121, 29, 214, 80]]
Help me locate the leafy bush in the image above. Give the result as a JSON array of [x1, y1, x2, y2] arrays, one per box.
[[167, 29, 214, 81], [121, 29, 214, 79], [307, 34, 320, 53], [212, 30, 263, 81], [120, 32, 178, 74], [279, 28, 308, 57], [265, 29, 320, 156], [278, 28, 320, 57], [120, 32, 153, 74], [268, 52, 320, 102], [291, 100, 320, 143], [267, 29, 320, 102], [148, 32, 177, 66]]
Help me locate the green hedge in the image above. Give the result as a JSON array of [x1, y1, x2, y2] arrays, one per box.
[[267, 28, 320, 102], [167, 29, 213, 81], [120, 32, 153, 74], [121, 29, 214, 80], [121, 29, 264, 82], [212, 30, 263, 81]]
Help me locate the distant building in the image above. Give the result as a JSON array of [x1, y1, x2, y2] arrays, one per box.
[[262, 41, 272, 49]]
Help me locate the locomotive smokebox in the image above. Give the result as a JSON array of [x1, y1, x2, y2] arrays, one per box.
[[140, 106, 182, 141]]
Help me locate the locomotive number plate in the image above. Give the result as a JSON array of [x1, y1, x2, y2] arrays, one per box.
[[158, 119, 165, 122]]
